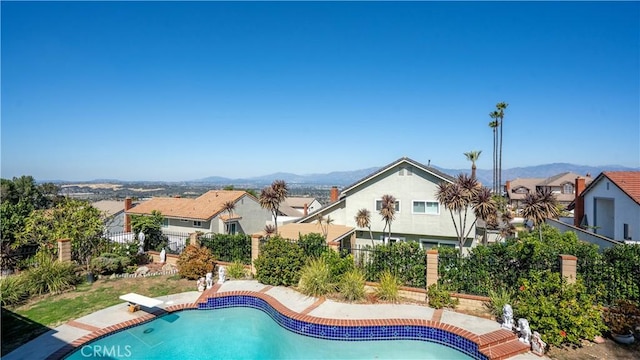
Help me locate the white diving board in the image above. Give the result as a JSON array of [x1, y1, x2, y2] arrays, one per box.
[[119, 293, 164, 312]]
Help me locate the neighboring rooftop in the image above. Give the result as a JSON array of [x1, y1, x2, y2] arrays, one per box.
[[126, 190, 250, 220]]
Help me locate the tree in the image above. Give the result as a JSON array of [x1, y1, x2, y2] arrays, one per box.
[[463, 150, 482, 180], [379, 194, 396, 244], [315, 214, 333, 239], [521, 188, 560, 241], [259, 180, 288, 234], [131, 210, 166, 251], [355, 208, 374, 247], [222, 200, 236, 234], [490, 102, 508, 195], [17, 198, 105, 271], [488, 114, 499, 194], [436, 174, 497, 255]]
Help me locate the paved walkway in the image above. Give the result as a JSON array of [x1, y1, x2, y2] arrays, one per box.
[[4, 280, 546, 360]]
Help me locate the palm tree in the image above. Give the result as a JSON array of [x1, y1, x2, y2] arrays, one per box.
[[222, 200, 236, 234], [263, 224, 276, 239], [521, 188, 560, 241], [259, 180, 289, 234], [315, 214, 334, 239], [496, 102, 508, 195], [488, 112, 499, 193], [464, 150, 482, 180], [355, 208, 374, 247], [436, 174, 496, 255], [379, 194, 396, 244]]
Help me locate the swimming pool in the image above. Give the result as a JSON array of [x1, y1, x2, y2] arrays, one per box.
[[66, 307, 475, 359]]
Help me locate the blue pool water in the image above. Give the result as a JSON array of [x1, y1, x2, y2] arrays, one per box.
[[65, 307, 474, 359]]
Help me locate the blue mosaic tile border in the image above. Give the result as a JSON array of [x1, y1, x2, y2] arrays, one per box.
[[199, 295, 488, 360]]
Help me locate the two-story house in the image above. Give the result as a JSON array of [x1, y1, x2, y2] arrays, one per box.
[[296, 157, 476, 251], [126, 190, 271, 236], [573, 171, 640, 243], [506, 172, 593, 211]]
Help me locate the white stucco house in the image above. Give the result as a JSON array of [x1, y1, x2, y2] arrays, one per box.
[[573, 171, 640, 243], [296, 157, 477, 252], [126, 190, 272, 236]]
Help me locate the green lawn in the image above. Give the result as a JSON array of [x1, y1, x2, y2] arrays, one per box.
[[1, 275, 194, 356]]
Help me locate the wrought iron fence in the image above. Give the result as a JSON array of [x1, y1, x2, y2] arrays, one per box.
[[201, 234, 252, 264]]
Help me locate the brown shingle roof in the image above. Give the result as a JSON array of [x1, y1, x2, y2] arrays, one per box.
[[255, 223, 355, 244], [126, 190, 249, 220], [284, 197, 318, 208], [603, 171, 640, 205]]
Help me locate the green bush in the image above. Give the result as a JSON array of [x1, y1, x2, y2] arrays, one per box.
[[365, 242, 426, 288], [339, 268, 366, 302], [514, 270, 605, 346], [254, 236, 305, 286], [200, 234, 251, 264], [0, 274, 29, 306], [375, 271, 400, 303], [225, 261, 248, 280], [25, 252, 80, 295], [91, 253, 131, 275], [298, 258, 334, 297], [321, 250, 355, 283], [427, 284, 458, 309], [297, 233, 328, 258], [484, 288, 514, 321], [177, 245, 215, 280]]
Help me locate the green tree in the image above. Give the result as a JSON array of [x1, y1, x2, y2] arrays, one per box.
[[521, 188, 560, 241], [222, 200, 236, 234], [259, 180, 288, 234], [488, 114, 499, 193], [130, 210, 166, 251], [463, 150, 482, 180], [436, 174, 497, 255]]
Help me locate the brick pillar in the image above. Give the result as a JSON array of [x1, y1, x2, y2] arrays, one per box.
[[251, 234, 261, 275], [426, 249, 439, 288], [559, 254, 577, 284], [57, 238, 72, 262], [189, 232, 200, 248], [124, 197, 132, 233]]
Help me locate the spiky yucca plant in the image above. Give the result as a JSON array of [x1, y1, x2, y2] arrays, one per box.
[[298, 258, 334, 297]]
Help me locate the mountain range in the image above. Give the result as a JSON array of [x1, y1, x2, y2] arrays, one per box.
[[191, 163, 639, 188]]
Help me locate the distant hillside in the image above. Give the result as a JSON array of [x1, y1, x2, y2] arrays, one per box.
[[193, 163, 638, 188]]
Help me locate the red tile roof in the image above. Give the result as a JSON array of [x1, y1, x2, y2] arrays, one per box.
[[604, 171, 640, 205]]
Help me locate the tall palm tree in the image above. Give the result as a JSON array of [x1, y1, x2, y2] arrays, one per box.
[[222, 200, 236, 234], [436, 174, 496, 255], [489, 112, 499, 194], [464, 150, 482, 180], [496, 102, 508, 195], [379, 194, 396, 244], [521, 188, 560, 241], [259, 180, 289, 234], [355, 208, 374, 247]]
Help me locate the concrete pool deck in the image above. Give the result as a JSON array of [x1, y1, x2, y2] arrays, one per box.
[[5, 280, 546, 360]]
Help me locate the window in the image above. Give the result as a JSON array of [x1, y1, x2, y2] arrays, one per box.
[[562, 183, 574, 194], [229, 223, 237, 235], [381, 236, 405, 244], [412, 201, 439, 215], [193, 221, 202, 228], [624, 223, 631, 240], [180, 219, 189, 223], [420, 239, 456, 250], [375, 199, 400, 212], [162, 218, 169, 228]]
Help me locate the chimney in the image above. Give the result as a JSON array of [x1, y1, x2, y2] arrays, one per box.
[[574, 177, 586, 227], [303, 203, 308, 216], [124, 197, 132, 233], [505, 180, 511, 194], [330, 186, 339, 203]]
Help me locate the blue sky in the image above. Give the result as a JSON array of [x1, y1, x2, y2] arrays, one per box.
[[2, 1, 639, 182]]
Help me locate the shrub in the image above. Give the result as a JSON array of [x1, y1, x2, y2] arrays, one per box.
[[339, 268, 366, 302], [321, 250, 355, 283], [485, 288, 515, 321], [602, 300, 640, 335], [254, 236, 305, 286], [298, 233, 328, 258], [0, 274, 29, 306], [365, 242, 426, 288], [514, 270, 605, 347], [226, 261, 248, 280], [375, 271, 400, 303], [177, 245, 215, 280], [298, 258, 334, 297], [91, 253, 131, 275], [427, 284, 458, 309], [25, 252, 79, 295], [200, 234, 252, 264]]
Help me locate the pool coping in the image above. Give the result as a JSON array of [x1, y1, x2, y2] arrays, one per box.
[[44, 281, 533, 360]]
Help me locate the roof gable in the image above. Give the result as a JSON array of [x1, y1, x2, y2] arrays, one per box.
[[126, 190, 249, 220], [603, 171, 640, 205]]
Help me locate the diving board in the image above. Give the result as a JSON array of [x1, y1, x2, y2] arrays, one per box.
[[119, 293, 164, 312]]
